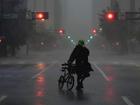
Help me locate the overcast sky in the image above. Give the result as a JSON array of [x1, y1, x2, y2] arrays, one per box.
[[61, 0, 110, 40]]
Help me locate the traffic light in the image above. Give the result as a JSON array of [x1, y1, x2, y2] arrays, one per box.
[[105, 11, 118, 22], [67, 36, 71, 39], [91, 28, 97, 35], [57, 28, 65, 35], [32, 12, 49, 20], [90, 35, 93, 39]]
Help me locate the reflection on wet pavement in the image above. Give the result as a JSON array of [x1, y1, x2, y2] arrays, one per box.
[[35, 74, 46, 105]]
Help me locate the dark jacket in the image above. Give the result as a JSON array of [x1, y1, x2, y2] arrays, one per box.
[[68, 45, 89, 66]]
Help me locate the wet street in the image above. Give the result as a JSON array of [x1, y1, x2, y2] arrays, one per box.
[[0, 59, 140, 105], [1, 0, 140, 104]]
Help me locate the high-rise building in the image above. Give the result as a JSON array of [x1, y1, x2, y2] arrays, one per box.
[[1, 0, 27, 13], [114, 0, 140, 12]]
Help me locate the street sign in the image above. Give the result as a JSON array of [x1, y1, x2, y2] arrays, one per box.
[[125, 12, 140, 20]]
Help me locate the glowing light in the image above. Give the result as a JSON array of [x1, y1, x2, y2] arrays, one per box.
[[58, 28, 64, 34], [40, 42, 44, 45], [105, 11, 118, 22], [36, 63, 45, 70], [90, 36, 93, 39], [116, 42, 120, 46], [36, 90, 44, 97], [37, 76, 45, 83], [59, 30, 63, 33], [67, 36, 71, 39], [107, 13, 114, 19], [41, 18, 45, 21], [35, 73, 46, 105], [38, 13, 43, 18], [93, 29, 96, 33], [99, 28, 103, 31]]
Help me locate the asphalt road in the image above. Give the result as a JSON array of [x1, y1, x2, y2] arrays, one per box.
[[0, 61, 140, 105]]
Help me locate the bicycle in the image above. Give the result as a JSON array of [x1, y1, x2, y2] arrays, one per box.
[[58, 63, 76, 91]]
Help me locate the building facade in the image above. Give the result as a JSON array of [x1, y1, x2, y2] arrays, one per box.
[[113, 0, 140, 12]]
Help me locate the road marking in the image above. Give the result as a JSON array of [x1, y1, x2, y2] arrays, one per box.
[[93, 63, 110, 81], [32, 61, 58, 79], [0, 96, 7, 103], [122, 96, 135, 105]]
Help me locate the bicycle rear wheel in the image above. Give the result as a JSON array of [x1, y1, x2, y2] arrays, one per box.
[[67, 76, 74, 90], [58, 76, 65, 90]]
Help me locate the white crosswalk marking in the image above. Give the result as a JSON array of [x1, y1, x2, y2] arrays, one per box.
[[0, 96, 7, 103], [122, 96, 135, 105], [93, 63, 110, 81], [32, 61, 58, 79]]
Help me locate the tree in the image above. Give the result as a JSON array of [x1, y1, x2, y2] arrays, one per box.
[[99, 8, 129, 54]]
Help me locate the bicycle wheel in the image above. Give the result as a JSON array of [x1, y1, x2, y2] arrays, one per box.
[[58, 76, 65, 90], [67, 76, 74, 90]]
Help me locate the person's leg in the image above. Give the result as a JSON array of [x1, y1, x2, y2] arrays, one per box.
[[79, 72, 90, 88], [76, 73, 82, 90], [79, 74, 86, 88]]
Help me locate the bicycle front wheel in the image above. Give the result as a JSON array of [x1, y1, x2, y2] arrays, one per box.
[[58, 76, 65, 90], [67, 76, 74, 90]]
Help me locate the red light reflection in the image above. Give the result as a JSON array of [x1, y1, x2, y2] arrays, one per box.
[[104, 83, 116, 103], [103, 65, 117, 103], [108, 76, 113, 81], [34, 74, 46, 105], [37, 76, 45, 83], [36, 90, 44, 97], [36, 63, 46, 70]]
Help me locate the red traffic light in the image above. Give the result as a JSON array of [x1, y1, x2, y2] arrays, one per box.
[[92, 29, 96, 33], [36, 13, 44, 19], [57, 28, 65, 35], [91, 28, 97, 35], [59, 29, 64, 34], [105, 11, 118, 22], [32, 12, 49, 20]]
